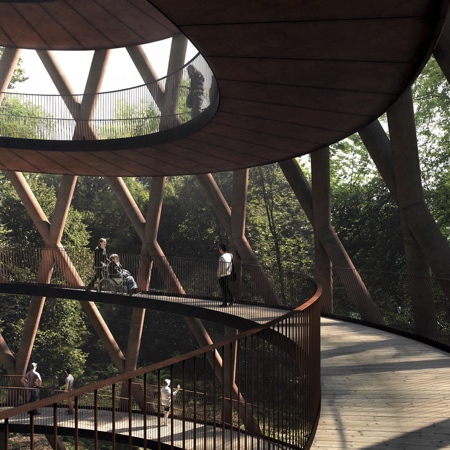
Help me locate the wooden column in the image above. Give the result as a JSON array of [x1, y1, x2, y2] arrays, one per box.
[[222, 327, 238, 425], [311, 148, 333, 314], [386, 89, 444, 336], [5, 172, 127, 375], [387, 88, 450, 278], [0, 48, 21, 102], [73, 49, 110, 140], [197, 172, 281, 305], [279, 159, 383, 324], [159, 34, 187, 130], [359, 119, 438, 338]]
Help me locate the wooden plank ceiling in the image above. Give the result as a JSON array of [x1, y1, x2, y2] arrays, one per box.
[[0, 0, 447, 176]]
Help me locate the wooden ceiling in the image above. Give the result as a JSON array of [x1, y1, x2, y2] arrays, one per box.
[[0, 0, 447, 176], [0, 0, 178, 50]]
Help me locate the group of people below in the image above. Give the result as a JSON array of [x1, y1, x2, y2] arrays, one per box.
[[86, 238, 138, 294], [20, 241, 236, 421], [21, 362, 180, 423], [22, 363, 74, 415]]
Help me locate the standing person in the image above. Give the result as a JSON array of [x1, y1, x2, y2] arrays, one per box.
[[64, 368, 75, 414], [186, 64, 205, 119], [217, 243, 234, 306], [86, 238, 108, 290], [160, 379, 181, 426], [22, 362, 42, 415]]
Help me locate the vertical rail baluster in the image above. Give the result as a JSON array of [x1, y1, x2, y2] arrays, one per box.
[[94, 390, 98, 450], [143, 374, 147, 449], [74, 395, 79, 449], [53, 402, 58, 449], [112, 383, 116, 450], [182, 360, 186, 450], [128, 378, 133, 449]]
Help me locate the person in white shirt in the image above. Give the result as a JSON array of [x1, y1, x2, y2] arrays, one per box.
[[22, 362, 42, 415], [160, 379, 181, 426], [217, 243, 234, 306], [64, 367, 75, 414]]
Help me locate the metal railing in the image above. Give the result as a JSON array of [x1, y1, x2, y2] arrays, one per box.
[[0, 246, 316, 314], [3, 246, 449, 347], [0, 52, 217, 141], [0, 280, 322, 449], [320, 266, 450, 349]]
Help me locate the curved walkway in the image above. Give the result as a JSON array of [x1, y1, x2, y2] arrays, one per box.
[[6, 408, 270, 450], [312, 318, 450, 450], [0, 3, 446, 176]]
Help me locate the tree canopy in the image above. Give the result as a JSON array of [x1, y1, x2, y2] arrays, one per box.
[[1, 53, 450, 379]]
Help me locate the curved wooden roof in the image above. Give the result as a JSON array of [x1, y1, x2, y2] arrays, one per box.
[[0, 0, 447, 176], [0, 0, 178, 50]]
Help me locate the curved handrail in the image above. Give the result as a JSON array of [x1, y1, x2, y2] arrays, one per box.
[[0, 280, 322, 449], [0, 246, 322, 446], [322, 266, 450, 351], [0, 246, 316, 312], [0, 52, 218, 141]]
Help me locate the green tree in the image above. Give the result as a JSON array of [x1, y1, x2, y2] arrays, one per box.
[[412, 56, 450, 239], [74, 176, 147, 254], [0, 47, 28, 89], [329, 136, 404, 271], [0, 49, 54, 140], [98, 99, 160, 139], [248, 164, 313, 272], [0, 173, 90, 248], [160, 175, 223, 259], [0, 295, 90, 380], [0, 95, 55, 139], [0, 174, 92, 377]]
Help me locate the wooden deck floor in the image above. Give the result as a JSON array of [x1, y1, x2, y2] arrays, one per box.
[[312, 318, 450, 450], [5, 301, 450, 449], [8, 408, 271, 450], [148, 293, 289, 324]]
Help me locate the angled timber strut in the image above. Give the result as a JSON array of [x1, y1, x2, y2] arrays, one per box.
[[0, 1, 449, 449]]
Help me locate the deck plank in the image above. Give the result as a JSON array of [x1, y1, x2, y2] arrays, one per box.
[[311, 318, 450, 450]]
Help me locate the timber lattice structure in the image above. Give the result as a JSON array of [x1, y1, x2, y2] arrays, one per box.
[[1, 1, 450, 449]]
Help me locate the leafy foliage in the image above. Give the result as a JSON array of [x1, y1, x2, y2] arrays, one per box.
[[2, 53, 450, 381], [97, 99, 160, 139], [247, 164, 314, 299], [0, 47, 28, 89], [329, 137, 404, 271], [159, 175, 223, 259], [413, 56, 450, 236], [0, 96, 53, 139]]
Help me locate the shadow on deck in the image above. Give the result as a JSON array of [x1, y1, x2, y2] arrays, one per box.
[[312, 318, 450, 450]]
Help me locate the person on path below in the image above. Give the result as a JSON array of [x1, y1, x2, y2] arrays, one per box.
[[22, 362, 42, 415], [160, 379, 181, 426], [64, 367, 75, 414]]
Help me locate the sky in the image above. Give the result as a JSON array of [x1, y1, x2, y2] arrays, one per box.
[[15, 39, 198, 95]]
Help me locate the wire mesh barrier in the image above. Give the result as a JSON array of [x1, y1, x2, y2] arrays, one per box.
[[0, 291, 321, 450], [0, 246, 316, 320], [318, 266, 450, 348], [0, 52, 217, 141], [1, 246, 449, 347]]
